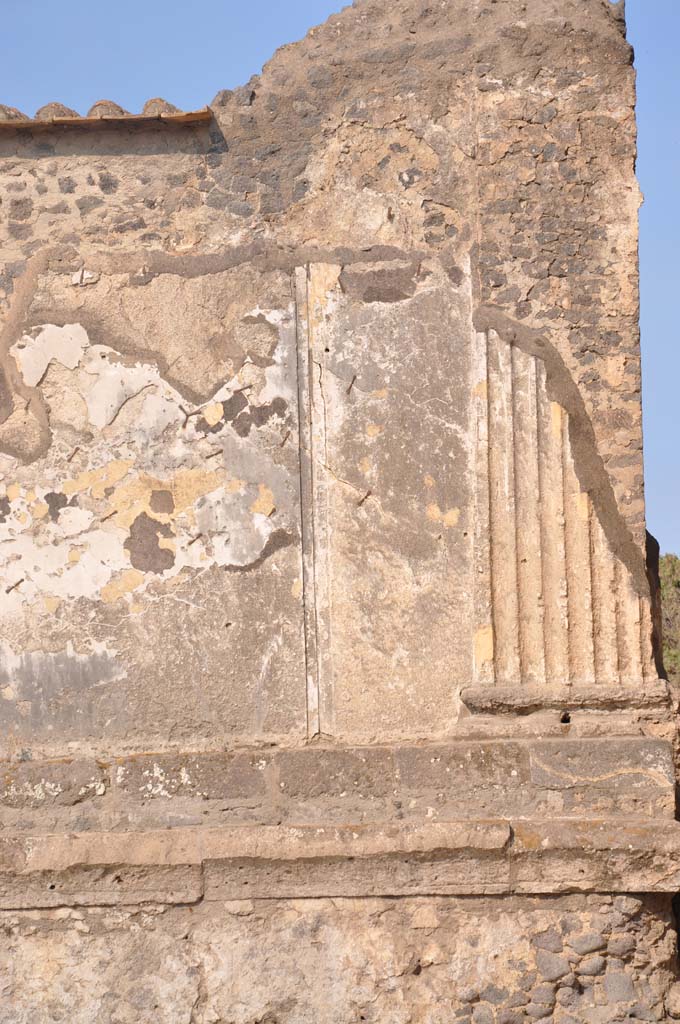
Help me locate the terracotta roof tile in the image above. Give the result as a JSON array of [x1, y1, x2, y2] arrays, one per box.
[[0, 103, 28, 121], [142, 98, 180, 116], [35, 103, 80, 121], [87, 100, 130, 118]]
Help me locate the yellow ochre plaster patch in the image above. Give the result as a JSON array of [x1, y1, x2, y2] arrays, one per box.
[[171, 468, 224, 512], [250, 484, 276, 518], [104, 467, 227, 530], [309, 264, 341, 330], [62, 459, 134, 500], [426, 503, 460, 528], [203, 402, 224, 427], [474, 624, 495, 667], [578, 491, 590, 523], [101, 568, 145, 604]]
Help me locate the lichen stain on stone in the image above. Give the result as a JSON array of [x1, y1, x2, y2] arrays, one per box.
[[124, 513, 176, 573]]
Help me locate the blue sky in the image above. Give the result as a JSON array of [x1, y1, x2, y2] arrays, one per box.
[[1, 0, 677, 552]]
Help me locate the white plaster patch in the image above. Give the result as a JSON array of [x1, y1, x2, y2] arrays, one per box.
[[11, 324, 89, 388], [81, 346, 160, 429], [71, 269, 100, 287], [258, 315, 298, 407], [5, 779, 64, 803], [0, 318, 294, 612]]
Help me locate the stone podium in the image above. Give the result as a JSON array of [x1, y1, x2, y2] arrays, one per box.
[[1, 0, 679, 1020]]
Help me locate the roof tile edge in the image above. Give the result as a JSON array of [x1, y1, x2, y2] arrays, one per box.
[[0, 108, 212, 130]]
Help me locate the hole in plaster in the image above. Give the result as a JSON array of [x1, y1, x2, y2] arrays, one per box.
[[560, 711, 571, 725]]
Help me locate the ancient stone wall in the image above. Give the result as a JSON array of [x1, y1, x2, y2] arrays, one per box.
[[1, 0, 679, 1020], [3, 896, 678, 1023]]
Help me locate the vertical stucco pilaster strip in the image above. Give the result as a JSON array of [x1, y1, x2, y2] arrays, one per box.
[[589, 504, 620, 684], [536, 367, 569, 685], [562, 413, 596, 683], [473, 331, 494, 685], [511, 345, 545, 685], [487, 330, 520, 685], [294, 267, 321, 739], [306, 263, 338, 736], [615, 559, 643, 683], [640, 594, 657, 684]]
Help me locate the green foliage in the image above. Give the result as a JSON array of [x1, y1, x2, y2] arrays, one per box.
[[660, 554, 680, 682]]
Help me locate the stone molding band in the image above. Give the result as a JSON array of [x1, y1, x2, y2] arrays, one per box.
[[2, 818, 680, 910]]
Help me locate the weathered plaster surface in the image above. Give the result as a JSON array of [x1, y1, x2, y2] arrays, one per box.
[[0, 0, 653, 753]]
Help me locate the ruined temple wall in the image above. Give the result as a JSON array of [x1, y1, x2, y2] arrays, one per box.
[[0, 0, 655, 763], [1, 1, 677, 1021], [1, 895, 677, 1024]]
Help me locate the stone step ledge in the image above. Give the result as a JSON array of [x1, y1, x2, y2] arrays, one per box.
[[1, 736, 673, 834], [1, 818, 680, 909], [461, 680, 672, 714]]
